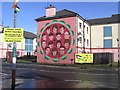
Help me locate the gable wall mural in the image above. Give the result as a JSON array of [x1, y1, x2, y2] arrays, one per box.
[[37, 17, 76, 64]]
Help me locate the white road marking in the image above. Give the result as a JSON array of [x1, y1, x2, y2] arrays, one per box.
[[1, 73, 8, 76], [0, 72, 9, 79], [64, 79, 82, 82]]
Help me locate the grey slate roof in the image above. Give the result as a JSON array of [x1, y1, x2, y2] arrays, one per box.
[[24, 31, 36, 39], [87, 14, 120, 25], [35, 9, 85, 22], [35, 9, 119, 25]]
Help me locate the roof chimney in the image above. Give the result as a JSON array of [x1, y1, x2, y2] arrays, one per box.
[[46, 5, 56, 17]]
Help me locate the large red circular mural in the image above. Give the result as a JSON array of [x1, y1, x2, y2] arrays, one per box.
[[41, 23, 71, 58], [38, 20, 75, 62]]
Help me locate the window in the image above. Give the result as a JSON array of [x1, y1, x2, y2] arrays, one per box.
[[25, 45, 28, 50], [26, 39, 33, 44], [84, 25, 85, 29], [104, 39, 112, 48], [29, 45, 33, 51], [104, 26, 112, 37], [87, 27, 88, 34], [79, 23, 82, 29], [79, 37, 82, 43], [30, 39, 33, 44], [25, 39, 28, 43], [25, 45, 33, 51], [87, 39, 89, 46]]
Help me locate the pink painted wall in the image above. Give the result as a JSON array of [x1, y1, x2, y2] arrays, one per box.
[[91, 48, 118, 62], [37, 17, 76, 64]]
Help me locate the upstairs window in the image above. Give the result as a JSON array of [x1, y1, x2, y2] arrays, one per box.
[[25, 39, 28, 43], [79, 23, 82, 29], [84, 25, 85, 29], [30, 39, 33, 44], [87, 27, 88, 34], [104, 26, 112, 37]]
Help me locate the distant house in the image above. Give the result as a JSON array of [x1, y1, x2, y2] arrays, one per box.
[[24, 31, 37, 57], [0, 27, 37, 59]]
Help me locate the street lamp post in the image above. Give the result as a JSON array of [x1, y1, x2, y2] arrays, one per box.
[[117, 38, 120, 89]]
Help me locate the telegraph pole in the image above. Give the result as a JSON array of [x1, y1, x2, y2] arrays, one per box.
[[117, 38, 120, 89], [11, 10, 17, 90]]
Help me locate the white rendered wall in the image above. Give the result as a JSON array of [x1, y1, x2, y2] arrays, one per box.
[[91, 23, 118, 48], [76, 16, 90, 53]]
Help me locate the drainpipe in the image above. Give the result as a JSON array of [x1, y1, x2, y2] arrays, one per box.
[[90, 25, 92, 53], [83, 20, 85, 53], [76, 16, 78, 53]]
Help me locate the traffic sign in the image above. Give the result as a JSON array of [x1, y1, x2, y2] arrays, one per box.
[[3, 28, 24, 42]]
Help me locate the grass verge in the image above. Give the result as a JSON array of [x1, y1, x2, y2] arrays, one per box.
[[4, 59, 118, 68]]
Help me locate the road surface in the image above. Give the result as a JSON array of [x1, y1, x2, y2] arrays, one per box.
[[1, 62, 119, 89]]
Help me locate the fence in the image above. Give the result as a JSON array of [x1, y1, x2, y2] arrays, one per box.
[[93, 53, 113, 64]]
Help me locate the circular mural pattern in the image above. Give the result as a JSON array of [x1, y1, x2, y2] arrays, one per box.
[[40, 23, 71, 58]]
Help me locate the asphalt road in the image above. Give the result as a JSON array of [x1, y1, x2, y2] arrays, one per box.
[[1, 62, 119, 89]]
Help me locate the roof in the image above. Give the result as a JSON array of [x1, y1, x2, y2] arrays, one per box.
[[87, 14, 120, 25], [35, 9, 85, 22], [24, 31, 37, 39]]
